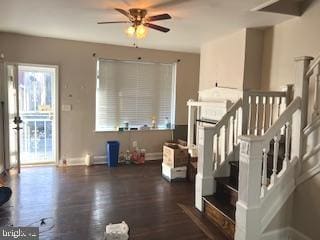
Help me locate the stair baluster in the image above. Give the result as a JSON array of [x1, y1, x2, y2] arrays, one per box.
[[269, 96, 275, 127], [261, 148, 268, 198], [256, 96, 263, 135], [282, 121, 291, 170], [216, 132, 220, 167], [262, 96, 268, 134], [225, 121, 229, 160], [271, 134, 280, 185]]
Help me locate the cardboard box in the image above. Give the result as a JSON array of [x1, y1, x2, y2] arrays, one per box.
[[163, 142, 189, 168], [162, 163, 187, 182]]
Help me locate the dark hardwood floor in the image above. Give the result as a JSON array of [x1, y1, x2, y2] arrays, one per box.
[[0, 161, 227, 240]]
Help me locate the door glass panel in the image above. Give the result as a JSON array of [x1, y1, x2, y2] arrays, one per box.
[[18, 66, 56, 164]]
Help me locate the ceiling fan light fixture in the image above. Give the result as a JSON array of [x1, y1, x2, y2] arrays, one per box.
[[135, 25, 147, 39], [126, 26, 136, 37], [99, 8, 171, 38]]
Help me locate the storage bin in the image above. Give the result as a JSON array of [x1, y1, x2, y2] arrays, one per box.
[[106, 141, 120, 167], [163, 142, 189, 168], [162, 163, 187, 182]]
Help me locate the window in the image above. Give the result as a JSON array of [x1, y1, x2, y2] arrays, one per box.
[[95, 59, 176, 131]]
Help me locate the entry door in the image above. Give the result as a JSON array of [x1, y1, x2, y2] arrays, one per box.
[[7, 64, 21, 172], [18, 65, 58, 165]]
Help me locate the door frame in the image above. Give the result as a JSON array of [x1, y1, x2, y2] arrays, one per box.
[[3, 62, 59, 168]]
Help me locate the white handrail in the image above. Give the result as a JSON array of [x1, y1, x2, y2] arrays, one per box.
[[212, 98, 242, 133], [236, 97, 302, 239]]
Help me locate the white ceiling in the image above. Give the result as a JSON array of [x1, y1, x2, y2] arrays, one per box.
[[0, 0, 294, 53]]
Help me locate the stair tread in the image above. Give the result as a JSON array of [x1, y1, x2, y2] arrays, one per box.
[[203, 194, 236, 222], [229, 161, 239, 167], [215, 177, 238, 192]]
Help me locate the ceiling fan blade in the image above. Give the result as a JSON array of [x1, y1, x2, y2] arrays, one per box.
[[149, 0, 193, 9], [98, 21, 130, 24], [144, 23, 170, 33], [115, 8, 132, 19], [147, 13, 171, 22]]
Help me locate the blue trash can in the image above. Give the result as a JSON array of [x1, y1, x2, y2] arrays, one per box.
[[106, 141, 120, 167]]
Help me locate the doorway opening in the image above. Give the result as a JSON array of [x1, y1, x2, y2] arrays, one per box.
[[6, 64, 59, 170]]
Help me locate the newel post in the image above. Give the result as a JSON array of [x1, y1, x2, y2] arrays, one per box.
[[235, 136, 264, 240], [195, 126, 214, 211], [187, 99, 196, 148], [294, 56, 313, 128], [292, 56, 313, 160]]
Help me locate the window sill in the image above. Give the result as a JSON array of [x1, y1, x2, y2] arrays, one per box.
[[95, 128, 175, 133]]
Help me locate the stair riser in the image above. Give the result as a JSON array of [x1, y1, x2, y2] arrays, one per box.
[[216, 182, 238, 207], [204, 200, 235, 240], [229, 164, 239, 185]]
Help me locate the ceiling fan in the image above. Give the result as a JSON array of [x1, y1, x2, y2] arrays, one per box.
[[98, 8, 172, 39]]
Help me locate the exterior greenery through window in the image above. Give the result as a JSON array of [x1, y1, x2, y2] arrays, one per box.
[[95, 59, 176, 131]]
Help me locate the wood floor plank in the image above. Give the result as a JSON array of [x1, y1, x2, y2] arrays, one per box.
[[0, 162, 227, 240]]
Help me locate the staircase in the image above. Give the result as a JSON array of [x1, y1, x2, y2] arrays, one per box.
[[203, 162, 237, 239], [202, 136, 287, 240], [189, 55, 320, 239]]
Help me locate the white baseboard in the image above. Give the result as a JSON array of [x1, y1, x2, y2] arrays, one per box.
[[61, 152, 163, 167], [297, 163, 320, 185], [62, 157, 85, 166], [261, 227, 311, 240], [288, 227, 312, 240], [261, 228, 288, 240], [145, 152, 163, 161], [92, 155, 107, 165]]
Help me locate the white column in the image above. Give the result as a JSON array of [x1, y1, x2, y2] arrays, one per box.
[[292, 56, 313, 161], [235, 136, 264, 240], [313, 64, 320, 119], [195, 126, 214, 211], [187, 99, 196, 148], [294, 56, 313, 128]]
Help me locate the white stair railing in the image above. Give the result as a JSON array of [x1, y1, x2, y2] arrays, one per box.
[[296, 55, 320, 185], [306, 54, 320, 120], [195, 88, 292, 212], [235, 97, 301, 240], [242, 87, 293, 136], [195, 99, 243, 211], [235, 56, 315, 240], [187, 99, 231, 151]]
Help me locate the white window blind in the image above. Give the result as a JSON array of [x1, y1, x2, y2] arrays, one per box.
[[96, 59, 176, 131]]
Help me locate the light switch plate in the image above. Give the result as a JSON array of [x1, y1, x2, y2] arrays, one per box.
[[62, 104, 72, 111]]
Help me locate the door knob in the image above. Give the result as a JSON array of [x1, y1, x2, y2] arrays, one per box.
[[13, 116, 23, 124]]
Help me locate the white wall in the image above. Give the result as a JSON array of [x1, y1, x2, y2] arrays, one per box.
[[199, 28, 264, 92], [199, 30, 246, 91], [261, 1, 320, 90], [0, 32, 200, 163], [260, 2, 320, 239]]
